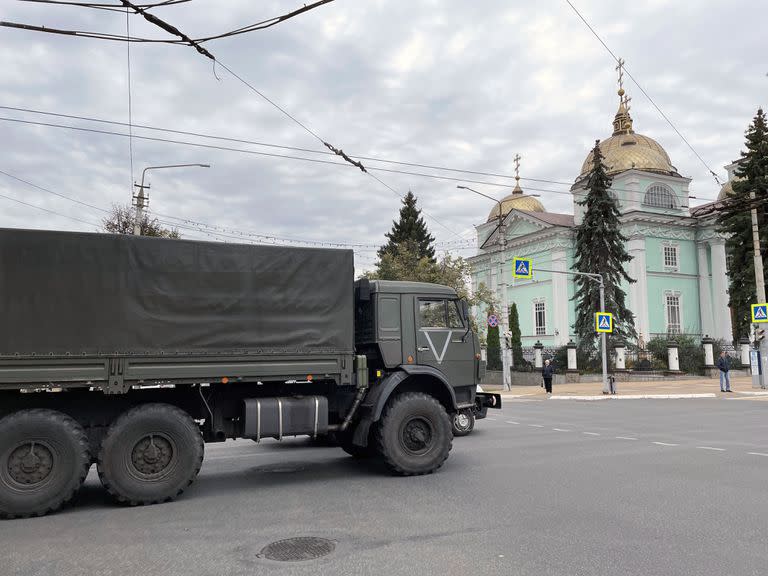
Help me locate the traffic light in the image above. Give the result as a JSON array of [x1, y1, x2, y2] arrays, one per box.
[[756, 327, 766, 344], [503, 331, 512, 348]]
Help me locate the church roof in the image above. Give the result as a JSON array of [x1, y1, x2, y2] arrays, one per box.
[[486, 161, 546, 221], [526, 211, 575, 227]]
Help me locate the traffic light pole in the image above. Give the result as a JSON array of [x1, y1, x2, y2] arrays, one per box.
[[748, 191, 768, 388]]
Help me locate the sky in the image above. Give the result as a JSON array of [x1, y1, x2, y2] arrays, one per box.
[[1, 0, 766, 271]]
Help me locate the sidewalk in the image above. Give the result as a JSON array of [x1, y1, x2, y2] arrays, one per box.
[[482, 375, 766, 400]]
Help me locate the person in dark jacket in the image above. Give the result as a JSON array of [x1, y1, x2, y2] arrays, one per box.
[[542, 359, 555, 394], [716, 351, 731, 392]]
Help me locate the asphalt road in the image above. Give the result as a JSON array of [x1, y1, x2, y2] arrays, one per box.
[[2, 397, 768, 576]]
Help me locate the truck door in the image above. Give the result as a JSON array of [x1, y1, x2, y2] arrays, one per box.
[[414, 298, 474, 386]]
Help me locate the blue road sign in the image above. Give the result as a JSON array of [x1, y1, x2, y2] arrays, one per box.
[[752, 303, 768, 323], [487, 314, 498, 328], [512, 257, 532, 279], [595, 312, 613, 333]]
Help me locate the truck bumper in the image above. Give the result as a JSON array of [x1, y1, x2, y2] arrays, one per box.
[[474, 392, 501, 420]]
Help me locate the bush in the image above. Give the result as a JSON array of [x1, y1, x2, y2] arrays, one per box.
[[646, 335, 706, 374]]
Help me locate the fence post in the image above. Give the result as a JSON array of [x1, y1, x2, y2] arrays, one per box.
[[667, 340, 680, 372], [702, 335, 715, 367], [534, 340, 544, 369], [614, 339, 626, 370], [740, 337, 751, 366], [566, 339, 577, 371]]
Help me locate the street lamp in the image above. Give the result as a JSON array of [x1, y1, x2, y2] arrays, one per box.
[[457, 184, 512, 391], [133, 163, 211, 235]]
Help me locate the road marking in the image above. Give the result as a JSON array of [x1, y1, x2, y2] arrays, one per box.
[[505, 421, 520, 424], [528, 424, 544, 428], [652, 442, 679, 447], [583, 432, 601, 436], [485, 418, 497, 421], [552, 428, 570, 432], [615, 436, 637, 440], [697, 446, 725, 451], [747, 452, 768, 457]]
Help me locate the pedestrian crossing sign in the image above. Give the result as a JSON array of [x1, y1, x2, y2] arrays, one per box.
[[595, 312, 613, 333], [752, 303, 768, 323], [512, 257, 532, 279]]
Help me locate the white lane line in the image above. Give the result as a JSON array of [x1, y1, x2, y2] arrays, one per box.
[[615, 436, 638, 440], [652, 442, 679, 447], [528, 424, 544, 428], [505, 421, 520, 424], [747, 452, 768, 457], [583, 432, 601, 436], [697, 446, 726, 451], [552, 428, 571, 432]]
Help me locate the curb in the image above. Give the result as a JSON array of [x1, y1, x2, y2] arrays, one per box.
[[735, 390, 768, 396], [548, 393, 717, 401]]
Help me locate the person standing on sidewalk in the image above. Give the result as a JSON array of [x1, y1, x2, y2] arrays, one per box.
[[542, 359, 555, 394], [717, 351, 732, 392]]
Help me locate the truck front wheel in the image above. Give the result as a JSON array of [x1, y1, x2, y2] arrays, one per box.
[[0, 409, 91, 519], [97, 404, 203, 506], [375, 392, 452, 476], [452, 409, 475, 437]]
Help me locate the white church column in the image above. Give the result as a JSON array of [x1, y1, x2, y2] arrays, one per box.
[[551, 246, 569, 346], [709, 239, 733, 342], [697, 242, 714, 337], [627, 236, 649, 343]]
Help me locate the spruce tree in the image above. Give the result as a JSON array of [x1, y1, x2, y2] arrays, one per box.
[[509, 302, 524, 368], [486, 319, 501, 371], [377, 191, 435, 263], [573, 140, 636, 352], [717, 108, 768, 340]]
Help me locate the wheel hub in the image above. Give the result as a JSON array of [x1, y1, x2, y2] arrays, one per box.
[[402, 418, 433, 454], [456, 413, 470, 428], [7, 442, 54, 485], [131, 435, 174, 476]]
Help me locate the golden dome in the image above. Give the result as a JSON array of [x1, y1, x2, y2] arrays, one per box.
[[718, 181, 733, 200], [486, 190, 546, 221], [579, 132, 679, 178]]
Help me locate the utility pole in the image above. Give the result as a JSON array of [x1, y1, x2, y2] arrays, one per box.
[[132, 164, 211, 236], [458, 185, 511, 390], [749, 191, 768, 388]]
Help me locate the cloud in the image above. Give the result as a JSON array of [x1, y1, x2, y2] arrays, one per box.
[[0, 0, 765, 272]]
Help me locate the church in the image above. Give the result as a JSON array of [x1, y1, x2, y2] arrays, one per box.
[[468, 70, 735, 351]]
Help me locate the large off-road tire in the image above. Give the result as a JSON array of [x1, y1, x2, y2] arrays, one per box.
[[452, 409, 475, 437], [97, 404, 203, 506], [0, 409, 91, 519], [376, 392, 452, 476]]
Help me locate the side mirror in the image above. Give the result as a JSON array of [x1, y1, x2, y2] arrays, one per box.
[[461, 300, 469, 320], [356, 279, 371, 302]]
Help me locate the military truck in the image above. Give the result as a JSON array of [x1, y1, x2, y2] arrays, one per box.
[[0, 228, 498, 518]]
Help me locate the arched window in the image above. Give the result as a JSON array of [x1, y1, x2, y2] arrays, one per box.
[[643, 184, 677, 209]]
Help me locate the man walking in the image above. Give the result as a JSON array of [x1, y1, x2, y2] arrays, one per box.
[[717, 351, 731, 392]]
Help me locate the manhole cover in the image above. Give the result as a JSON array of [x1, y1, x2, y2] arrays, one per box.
[[260, 537, 336, 562]]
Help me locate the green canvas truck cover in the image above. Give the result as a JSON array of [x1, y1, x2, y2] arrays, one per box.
[[0, 228, 354, 357]]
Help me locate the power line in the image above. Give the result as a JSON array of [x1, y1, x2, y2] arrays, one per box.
[[125, 6, 135, 193], [0, 190, 101, 227], [0, 114, 719, 205], [563, 0, 722, 186], [0, 167, 477, 250]]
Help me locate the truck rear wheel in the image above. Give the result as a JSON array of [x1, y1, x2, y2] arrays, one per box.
[[0, 409, 91, 519], [97, 404, 203, 506], [375, 392, 452, 476]]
